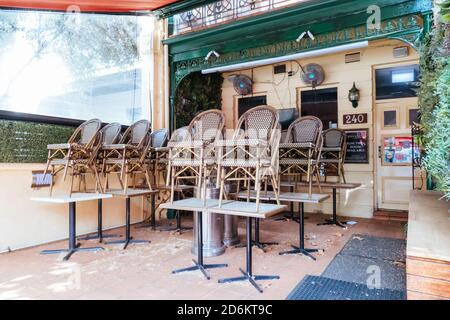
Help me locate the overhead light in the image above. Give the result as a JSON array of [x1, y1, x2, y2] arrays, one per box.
[[296, 32, 306, 42], [202, 41, 369, 74], [205, 50, 220, 61], [296, 30, 315, 42]]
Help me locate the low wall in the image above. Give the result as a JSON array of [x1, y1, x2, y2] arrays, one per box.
[[406, 190, 450, 300], [0, 163, 149, 253]]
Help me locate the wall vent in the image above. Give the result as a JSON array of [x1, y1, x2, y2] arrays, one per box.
[[393, 46, 409, 58], [274, 64, 287, 74], [345, 52, 361, 63]]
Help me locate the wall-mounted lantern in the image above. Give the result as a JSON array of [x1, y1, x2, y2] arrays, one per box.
[[348, 82, 360, 108]]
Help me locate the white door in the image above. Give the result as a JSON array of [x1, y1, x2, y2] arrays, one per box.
[[374, 64, 420, 211]]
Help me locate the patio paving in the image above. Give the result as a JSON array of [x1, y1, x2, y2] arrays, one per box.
[[0, 213, 406, 300]]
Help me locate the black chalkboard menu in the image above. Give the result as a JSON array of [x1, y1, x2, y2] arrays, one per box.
[[344, 129, 369, 164]]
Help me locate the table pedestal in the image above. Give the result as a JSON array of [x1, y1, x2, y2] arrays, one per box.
[[172, 211, 227, 280], [78, 199, 120, 242], [279, 203, 321, 261], [105, 198, 150, 249], [136, 193, 158, 230], [40, 202, 104, 261], [159, 192, 192, 234], [235, 218, 278, 252], [317, 188, 347, 228], [219, 217, 280, 293]]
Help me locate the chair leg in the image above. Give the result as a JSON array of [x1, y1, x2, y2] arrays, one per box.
[[170, 167, 176, 203], [271, 175, 280, 205], [69, 168, 75, 197], [255, 166, 261, 212], [49, 166, 55, 196], [144, 167, 153, 191], [218, 167, 225, 208]]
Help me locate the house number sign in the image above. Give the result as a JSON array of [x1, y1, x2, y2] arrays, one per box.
[[343, 113, 368, 125]]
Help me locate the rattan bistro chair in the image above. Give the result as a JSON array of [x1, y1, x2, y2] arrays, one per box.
[[44, 119, 102, 195], [102, 119, 151, 194], [148, 128, 169, 186], [167, 110, 225, 204], [321, 129, 347, 183], [216, 106, 281, 211], [279, 116, 323, 197]]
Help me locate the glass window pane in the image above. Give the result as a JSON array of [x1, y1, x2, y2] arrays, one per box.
[[409, 109, 419, 126], [301, 88, 338, 129], [383, 136, 416, 165], [0, 10, 153, 125], [376, 65, 419, 100], [383, 110, 397, 127]]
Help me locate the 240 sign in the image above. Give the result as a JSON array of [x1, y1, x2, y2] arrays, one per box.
[[343, 113, 368, 125]]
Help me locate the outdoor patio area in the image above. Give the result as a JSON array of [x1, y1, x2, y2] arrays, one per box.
[[0, 213, 405, 300]]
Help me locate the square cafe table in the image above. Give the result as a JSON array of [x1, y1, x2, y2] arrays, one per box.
[[235, 191, 330, 260], [31, 193, 113, 261], [210, 201, 286, 293], [160, 198, 231, 280], [105, 189, 158, 249], [278, 181, 362, 228]]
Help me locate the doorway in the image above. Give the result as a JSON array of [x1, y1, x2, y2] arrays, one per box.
[[374, 63, 420, 211]]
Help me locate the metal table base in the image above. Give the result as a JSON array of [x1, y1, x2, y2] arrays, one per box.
[[78, 199, 120, 242], [105, 197, 150, 250], [235, 218, 278, 252], [219, 216, 280, 293], [172, 211, 227, 280], [40, 202, 104, 261], [317, 188, 347, 228], [279, 202, 321, 261]]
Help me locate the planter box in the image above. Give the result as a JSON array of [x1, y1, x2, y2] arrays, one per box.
[[406, 190, 450, 300]]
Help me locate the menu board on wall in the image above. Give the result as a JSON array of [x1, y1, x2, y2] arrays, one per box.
[[344, 129, 369, 164]]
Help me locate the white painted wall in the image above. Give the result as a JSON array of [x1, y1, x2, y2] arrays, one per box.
[[221, 39, 419, 218]]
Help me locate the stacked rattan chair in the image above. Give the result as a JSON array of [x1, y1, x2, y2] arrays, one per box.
[[44, 119, 102, 195], [216, 106, 281, 211], [148, 128, 169, 186], [279, 116, 323, 197], [102, 119, 152, 194], [167, 110, 225, 204], [321, 129, 347, 183]]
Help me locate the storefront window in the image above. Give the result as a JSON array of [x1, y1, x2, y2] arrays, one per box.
[[0, 10, 154, 125], [375, 65, 419, 100], [301, 88, 338, 130]]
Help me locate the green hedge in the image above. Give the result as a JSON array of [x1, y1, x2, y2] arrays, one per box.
[[419, 16, 450, 199], [0, 120, 75, 163]]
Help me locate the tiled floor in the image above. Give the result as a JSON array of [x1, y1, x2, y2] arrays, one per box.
[[0, 213, 406, 300]]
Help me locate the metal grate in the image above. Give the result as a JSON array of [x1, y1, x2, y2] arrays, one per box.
[[172, 0, 309, 35]]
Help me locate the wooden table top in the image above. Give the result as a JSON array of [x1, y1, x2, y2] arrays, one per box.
[[31, 193, 112, 204]]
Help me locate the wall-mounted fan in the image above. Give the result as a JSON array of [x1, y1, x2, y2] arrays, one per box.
[[230, 75, 253, 96], [301, 63, 325, 88]]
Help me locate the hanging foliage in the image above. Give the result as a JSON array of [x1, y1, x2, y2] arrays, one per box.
[[174, 72, 223, 129], [419, 6, 450, 199]]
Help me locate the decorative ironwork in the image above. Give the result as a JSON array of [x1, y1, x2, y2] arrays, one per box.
[[173, 0, 307, 35], [173, 14, 424, 87]]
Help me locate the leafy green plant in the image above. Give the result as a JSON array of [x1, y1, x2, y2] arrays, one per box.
[[174, 72, 224, 128], [419, 6, 450, 199], [440, 0, 450, 23]]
